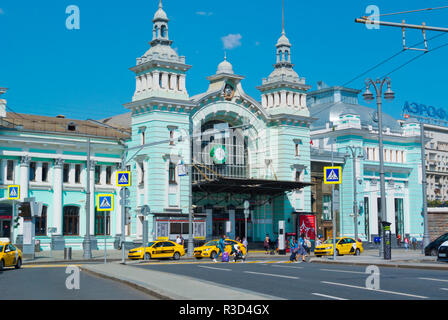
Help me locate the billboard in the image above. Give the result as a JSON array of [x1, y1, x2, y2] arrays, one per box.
[[299, 214, 316, 240]]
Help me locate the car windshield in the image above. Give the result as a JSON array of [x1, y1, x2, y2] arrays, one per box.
[[204, 241, 218, 246], [0, 245, 3, 252], [146, 242, 156, 247], [323, 238, 340, 244]]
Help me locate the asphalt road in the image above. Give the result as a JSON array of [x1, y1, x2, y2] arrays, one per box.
[[134, 261, 448, 300], [0, 265, 155, 300]]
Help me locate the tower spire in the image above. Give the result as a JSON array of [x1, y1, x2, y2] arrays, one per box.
[[159, 0, 163, 9], [282, 0, 285, 35]]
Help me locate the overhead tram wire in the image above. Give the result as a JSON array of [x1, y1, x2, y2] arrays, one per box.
[[372, 5, 448, 18]]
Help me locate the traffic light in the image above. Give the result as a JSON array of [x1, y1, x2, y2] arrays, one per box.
[[125, 207, 132, 225], [17, 202, 31, 218]]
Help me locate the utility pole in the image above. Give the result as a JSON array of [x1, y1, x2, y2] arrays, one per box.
[[363, 78, 395, 259], [420, 123, 430, 252], [331, 139, 336, 260], [83, 137, 93, 259]]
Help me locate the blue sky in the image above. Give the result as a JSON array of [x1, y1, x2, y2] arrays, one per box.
[[0, 0, 447, 120]]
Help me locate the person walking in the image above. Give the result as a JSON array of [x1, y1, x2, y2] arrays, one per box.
[[214, 234, 226, 263], [176, 235, 182, 245], [264, 234, 270, 254], [404, 236, 409, 251], [242, 237, 248, 256], [297, 233, 307, 262], [411, 236, 417, 250]]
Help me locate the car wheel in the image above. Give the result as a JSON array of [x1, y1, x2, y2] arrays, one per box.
[[0, 259, 4, 272], [173, 252, 180, 260], [195, 257, 203, 260], [431, 249, 438, 256], [210, 251, 217, 259], [355, 249, 360, 256], [315, 255, 321, 258], [15, 258, 22, 269], [144, 253, 151, 260], [336, 249, 341, 256]]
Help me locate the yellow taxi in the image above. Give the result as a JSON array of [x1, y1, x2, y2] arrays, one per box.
[[193, 239, 247, 260], [314, 237, 363, 257], [0, 240, 23, 271], [128, 240, 185, 260]]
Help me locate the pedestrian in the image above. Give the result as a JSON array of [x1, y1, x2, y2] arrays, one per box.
[[289, 238, 298, 262], [305, 237, 312, 255], [315, 237, 322, 247], [214, 234, 226, 263], [232, 243, 245, 262], [297, 233, 307, 262], [235, 236, 241, 243], [288, 236, 295, 253], [180, 235, 185, 246], [242, 237, 248, 255], [397, 234, 401, 247], [176, 235, 182, 245], [404, 236, 409, 251], [412, 236, 417, 250], [264, 234, 270, 254]]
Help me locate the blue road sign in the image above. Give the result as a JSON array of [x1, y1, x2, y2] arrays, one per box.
[[7, 185, 20, 200], [117, 171, 131, 187], [324, 166, 342, 184], [97, 194, 114, 212]]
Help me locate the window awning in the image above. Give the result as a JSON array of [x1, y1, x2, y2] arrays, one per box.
[[193, 177, 313, 195]]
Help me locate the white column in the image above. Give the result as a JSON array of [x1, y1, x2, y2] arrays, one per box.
[[143, 160, 149, 205], [268, 94, 274, 107], [19, 156, 30, 201], [261, 95, 267, 108], [147, 73, 153, 90], [206, 207, 213, 239], [162, 73, 169, 89], [53, 159, 64, 235], [68, 164, 75, 185], [179, 75, 186, 92], [136, 76, 142, 93], [153, 72, 160, 89], [35, 162, 42, 183], [100, 165, 106, 186], [0, 159, 5, 184], [280, 91, 286, 106], [172, 74, 178, 91], [141, 74, 147, 91], [274, 92, 280, 106]]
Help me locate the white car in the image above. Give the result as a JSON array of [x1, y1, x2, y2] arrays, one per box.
[[438, 240, 448, 262]]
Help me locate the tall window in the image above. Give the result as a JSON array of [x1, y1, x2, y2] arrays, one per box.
[[364, 197, 370, 241], [295, 143, 300, 157], [106, 166, 112, 185], [75, 164, 81, 184], [42, 163, 49, 182], [169, 162, 176, 184], [63, 164, 70, 183], [29, 162, 37, 182], [95, 165, 101, 184], [35, 205, 47, 236], [63, 206, 79, 236], [7, 160, 14, 181], [141, 131, 145, 145], [169, 130, 175, 145], [159, 72, 163, 88], [95, 210, 110, 236]]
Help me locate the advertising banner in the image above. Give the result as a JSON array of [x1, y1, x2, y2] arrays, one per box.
[[299, 215, 316, 240]]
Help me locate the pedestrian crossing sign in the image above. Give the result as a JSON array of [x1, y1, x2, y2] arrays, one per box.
[[116, 171, 131, 187], [7, 185, 20, 200], [97, 194, 114, 212], [324, 166, 342, 184]]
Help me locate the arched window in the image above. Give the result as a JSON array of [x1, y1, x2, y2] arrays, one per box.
[[95, 209, 110, 236], [154, 26, 159, 38], [63, 206, 79, 236], [159, 72, 163, 88], [35, 205, 48, 236], [285, 50, 289, 62], [161, 25, 166, 38]]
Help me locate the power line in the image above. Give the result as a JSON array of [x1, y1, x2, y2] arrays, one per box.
[[377, 5, 448, 17]]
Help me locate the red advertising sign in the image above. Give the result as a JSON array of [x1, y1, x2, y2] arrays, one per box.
[[299, 215, 316, 240]]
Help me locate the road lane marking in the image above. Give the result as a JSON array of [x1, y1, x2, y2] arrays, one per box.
[[320, 268, 365, 274], [312, 293, 348, 300], [322, 281, 428, 299], [418, 278, 448, 283], [198, 265, 232, 271], [271, 265, 303, 269], [244, 271, 299, 279], [23, 264, 83, 268], [441, 288, 448, 291]]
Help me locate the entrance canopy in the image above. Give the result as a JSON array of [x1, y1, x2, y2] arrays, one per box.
[[193, 177, 312, 195]]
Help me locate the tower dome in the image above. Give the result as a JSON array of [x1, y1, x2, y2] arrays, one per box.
[[216, 56, 234, 75], [153, 0, 168, 21]]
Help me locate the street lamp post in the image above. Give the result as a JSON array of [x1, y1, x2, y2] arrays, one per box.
[[362, 77, 395, 259], [420, 123, 430, 252], [83, 137, 93, 259]]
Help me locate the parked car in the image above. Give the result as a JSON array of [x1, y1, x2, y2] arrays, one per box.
[[128, 240, 185, 260], [314, 237, 363, 257], [0, 241, 23, 271], [437, 240, 448, 262], [193, 239, 246, 260], [424, 232, 448, 256]]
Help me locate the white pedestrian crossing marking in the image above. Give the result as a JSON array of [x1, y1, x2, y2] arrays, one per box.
[[119, 174, 129, 184], [327, 169, 339, 181], [9, 188, 17, 197], [100, 197, 111, 208]]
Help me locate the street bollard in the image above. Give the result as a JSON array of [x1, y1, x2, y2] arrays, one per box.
[[64, 247, 72, 260]]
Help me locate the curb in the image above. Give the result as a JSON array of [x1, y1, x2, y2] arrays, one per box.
[[80, 266, 173, 300], [23, 258, 123, 265]]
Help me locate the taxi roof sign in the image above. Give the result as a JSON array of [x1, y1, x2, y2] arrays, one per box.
[[117, 171, 131, 187], [324, 166, 342, 184], [7, 185, 20, 200], [97, 194, 114, 212]]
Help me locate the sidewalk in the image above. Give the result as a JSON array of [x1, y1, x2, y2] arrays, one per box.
[[81, 262, 284, 300]]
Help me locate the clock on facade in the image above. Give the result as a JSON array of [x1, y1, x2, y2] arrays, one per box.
[[210, 145, 227, 164], [224, 84, 234, 100]]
